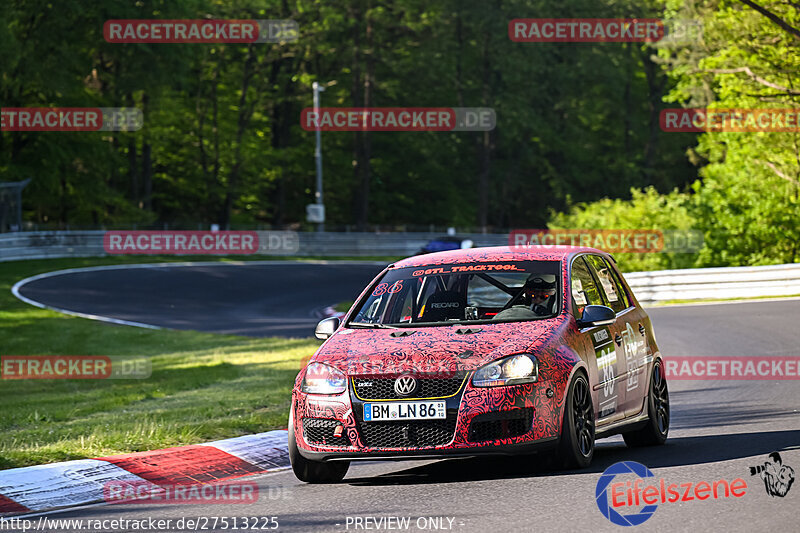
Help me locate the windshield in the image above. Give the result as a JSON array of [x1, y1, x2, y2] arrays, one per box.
[[349, 260, 561, 327]]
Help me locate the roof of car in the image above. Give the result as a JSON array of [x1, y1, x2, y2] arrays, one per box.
[[392, 245, 606, 268]]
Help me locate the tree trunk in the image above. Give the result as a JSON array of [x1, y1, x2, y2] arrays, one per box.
[[350, 0, 367, 230], [477, 28, 492, 232], [221, 44, 258, 229], [141, 93, 153, 211], [126, 93, 139, 206], [640, 48, 665, 187], [359, 1, 374, 229], [270, 57, 294, 226], [211, 63, 221, 224]]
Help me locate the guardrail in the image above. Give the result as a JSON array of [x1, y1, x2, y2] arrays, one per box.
[[2, 231, 799, 304], [624, 263, 800, 304], [0, 231, 507, 262]]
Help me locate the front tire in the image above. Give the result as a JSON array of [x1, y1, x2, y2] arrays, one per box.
[[288, 410, 350, 483], [623, 360, 669, 447], [556, 372, 595, 469]]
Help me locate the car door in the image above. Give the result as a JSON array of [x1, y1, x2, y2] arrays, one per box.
[[606, 257, 652, 417], [585, 254, 647, 417], [571, 256, 625, 424]]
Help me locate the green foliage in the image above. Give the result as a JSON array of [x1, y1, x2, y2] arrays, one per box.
[[1, 0, 697, 229], [552, 0, 800, 269], [0, 256, 318, 468], [550, 186, 699, 271]]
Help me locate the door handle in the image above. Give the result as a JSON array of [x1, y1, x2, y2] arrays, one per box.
[[639, 324, 646, 335], [614, 334, 622, 345]]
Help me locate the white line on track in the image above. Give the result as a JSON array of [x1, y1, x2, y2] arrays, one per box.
[[10, 260, 388, 330]]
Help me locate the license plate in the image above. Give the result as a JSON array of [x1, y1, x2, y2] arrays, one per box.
[[363, 401, 446, 422]]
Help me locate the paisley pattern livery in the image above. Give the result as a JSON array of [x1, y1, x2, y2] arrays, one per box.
[[292, 246, 660, 460]]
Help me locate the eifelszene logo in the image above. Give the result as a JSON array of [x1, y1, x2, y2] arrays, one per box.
[[595, 461, 748, 526], [596, 462, 658, 526], [750, 452, 795, 497]]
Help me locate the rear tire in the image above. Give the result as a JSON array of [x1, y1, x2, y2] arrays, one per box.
[[555, 372, 595, 469], [288, 410, 350, 483], [623, 360, 669, 447]]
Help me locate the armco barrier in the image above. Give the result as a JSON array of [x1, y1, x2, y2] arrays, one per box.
[[1, 231, 799, 304], [0, 231, 507, 261], [624, 263, 800, 304]]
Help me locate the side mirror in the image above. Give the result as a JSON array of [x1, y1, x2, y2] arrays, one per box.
[[577, 305, 616, 328], [315, 317, 340, 340]]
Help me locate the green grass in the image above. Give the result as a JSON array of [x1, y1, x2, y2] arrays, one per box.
[[334, 300, 354, 313], [0, 256, 388, 470]]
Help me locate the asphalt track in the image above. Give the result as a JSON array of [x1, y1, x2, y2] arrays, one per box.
[[10, 263, 800, 532], [14, 262, 387, 337]]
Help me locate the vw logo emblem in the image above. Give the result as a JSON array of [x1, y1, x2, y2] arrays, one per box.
[[394, 375, 417, 396]]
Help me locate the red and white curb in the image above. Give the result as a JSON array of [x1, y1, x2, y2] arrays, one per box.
[[0, 430, 289, 516]]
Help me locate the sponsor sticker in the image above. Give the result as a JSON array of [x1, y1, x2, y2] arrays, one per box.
[[410, 264, 526, 277]]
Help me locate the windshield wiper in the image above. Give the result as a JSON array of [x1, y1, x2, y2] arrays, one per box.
[[348, 322, 401, 329]]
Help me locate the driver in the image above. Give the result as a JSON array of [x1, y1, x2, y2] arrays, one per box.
[[523, 276, 556, 315], [492, 275, 556, 320]]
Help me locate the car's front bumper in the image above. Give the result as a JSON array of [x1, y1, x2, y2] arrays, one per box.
[[292, 367, 571, 462], [296, 436, 559, 462]]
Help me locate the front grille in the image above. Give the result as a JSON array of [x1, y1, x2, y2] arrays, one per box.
[[352, 373, 467, 400], [468, 408, 534, 443], [303, 418, 350, 447], [358, 415, 458, 448]]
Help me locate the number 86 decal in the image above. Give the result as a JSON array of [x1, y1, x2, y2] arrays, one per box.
[[372, 280, 403, 296]]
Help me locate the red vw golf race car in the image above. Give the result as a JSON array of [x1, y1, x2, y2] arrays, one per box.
[[289, 246, 669, 482]]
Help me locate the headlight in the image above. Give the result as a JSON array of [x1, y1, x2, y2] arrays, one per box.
[[302, 363, 347, 394], [472, 354, 538, 387]]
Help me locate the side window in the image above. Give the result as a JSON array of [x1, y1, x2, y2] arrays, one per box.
[[586, 255, 626, 314], [605, 259, 631, 310], [571, 257, 603, 317]]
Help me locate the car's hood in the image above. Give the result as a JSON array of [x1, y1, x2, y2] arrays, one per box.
[[312, 318, 567, 376]]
